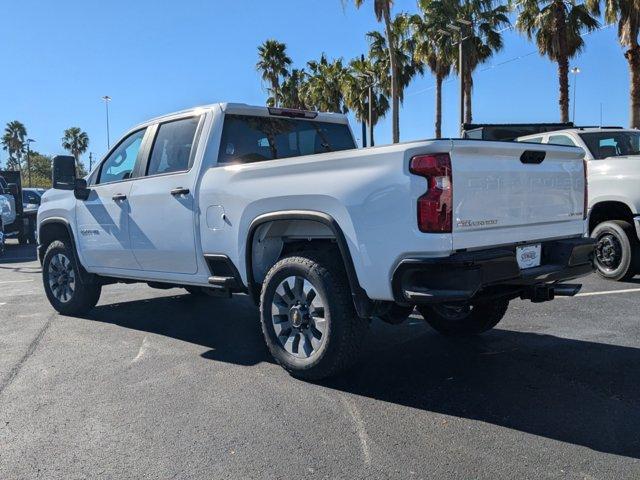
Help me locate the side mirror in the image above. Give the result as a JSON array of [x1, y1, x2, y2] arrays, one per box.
[[74, 178, 91, 201], [7, 183, 18, 197], [52, 155, 76, 190]]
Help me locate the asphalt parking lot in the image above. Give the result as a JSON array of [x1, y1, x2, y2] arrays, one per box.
[[1, 240, 639, 479]]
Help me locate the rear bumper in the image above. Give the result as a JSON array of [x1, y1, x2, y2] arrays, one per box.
[[392, 237, 595, 304]]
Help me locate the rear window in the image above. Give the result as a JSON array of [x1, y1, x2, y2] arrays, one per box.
[[217, 115, 355, 164]]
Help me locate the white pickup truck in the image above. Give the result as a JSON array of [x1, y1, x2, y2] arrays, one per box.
[[518, 127, 640, 281], [38, 104, 594, 379]]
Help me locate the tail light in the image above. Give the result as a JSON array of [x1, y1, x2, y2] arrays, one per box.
[[583, 159, 588, 220], [410, 153, 452, 233]]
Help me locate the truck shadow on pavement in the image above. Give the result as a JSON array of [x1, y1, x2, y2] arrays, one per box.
[[84, 294, 640, 460], [0, 242, 39, 268]]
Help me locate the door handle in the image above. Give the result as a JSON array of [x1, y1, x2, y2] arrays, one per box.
[[171, 187, 190, 196], [112, 193, 127, 201]]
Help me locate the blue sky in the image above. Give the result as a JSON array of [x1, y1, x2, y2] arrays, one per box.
[[0, 0, 630, 166]]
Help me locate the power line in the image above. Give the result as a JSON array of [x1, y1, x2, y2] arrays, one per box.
[[405, 22, 614, 98]]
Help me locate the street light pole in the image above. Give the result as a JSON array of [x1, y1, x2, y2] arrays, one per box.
[[368, 84, 374, 147], [571, 67, 581, 124], [102, 95, 112, 149], [25, 138, 35, 188], [459, 39, 465, 136]]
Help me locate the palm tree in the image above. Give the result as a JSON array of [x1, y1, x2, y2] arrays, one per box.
[[351, 0, 402, 143], [442, 0, 510, 124], [256, 40, 292, 108], [342, 55, 390, 145], [412, 1, 456, 138], [304, 55, 350, 113], [1, 121, 27, 171], [586, 0, 640, 127], [62, 127, 89, 173], [272, 68, 308, 110], [366, 14, 423, 138], [517, 0, 599, 122]]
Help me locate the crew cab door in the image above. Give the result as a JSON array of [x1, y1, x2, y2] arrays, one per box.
[[75, 128, 148, 269], [126, 115, 203, 274]]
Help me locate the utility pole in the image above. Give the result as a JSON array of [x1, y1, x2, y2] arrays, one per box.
[[25, 138, 35, 187], [89, 152, 94, 172], [102, 95, 112, 149], [443, 20, 470, 137]]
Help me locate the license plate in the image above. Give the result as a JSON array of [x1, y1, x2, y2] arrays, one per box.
[[516, 244, 541, 269]]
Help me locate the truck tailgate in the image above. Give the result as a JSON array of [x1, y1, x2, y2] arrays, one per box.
[[450, 141, 586, 250]]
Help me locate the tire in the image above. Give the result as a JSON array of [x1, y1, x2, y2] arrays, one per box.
[[26, 217, 36, 245], [377, 303, 415, 325], [591, 220, 638, 281], [42, 240, 102, 315], [259, 252, 369, 380], [417, 299, 509, 337]]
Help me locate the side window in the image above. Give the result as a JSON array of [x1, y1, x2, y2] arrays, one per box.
[[520, 136, 543, 143], [146, 116, 201, 176], [97, 129, 146, 185], [548, 135, 577, 147]]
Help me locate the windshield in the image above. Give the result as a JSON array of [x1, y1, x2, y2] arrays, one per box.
[[579, 131, 640, 159]]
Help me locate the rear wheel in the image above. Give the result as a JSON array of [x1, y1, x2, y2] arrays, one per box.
[[43, 240, 102, 315], [260, 252, 368, 380], [591, 220, 638, 281], [417, 299, 509, 337], [26, 217, 37, 244]]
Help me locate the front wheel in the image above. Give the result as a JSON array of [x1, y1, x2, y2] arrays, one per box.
[[417, 299, 509, 337], [43, 240, 102, 315], [591, 220, 638, 281], [259, 253, 369, 380]]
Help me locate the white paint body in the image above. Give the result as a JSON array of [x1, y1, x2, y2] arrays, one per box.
[[38, 104, 587, 301], [518, 128, 640, 229]]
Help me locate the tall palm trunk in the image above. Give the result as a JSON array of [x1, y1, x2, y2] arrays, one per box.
[[554, 0, 570, 123], [557, 56, 570, 122], [626, 44, 640, 128], [435, 73, 443, 138], [382, 6, 400, 143], [272, 77, 280, 107], [464, 69, 473, 124]]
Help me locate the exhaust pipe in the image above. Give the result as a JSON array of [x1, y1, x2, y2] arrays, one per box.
[[552, 283, 582, 297]]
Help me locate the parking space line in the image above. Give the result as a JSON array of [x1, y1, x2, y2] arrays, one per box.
[[0, 280, 34, 285], [572, 287, 640, 297]]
